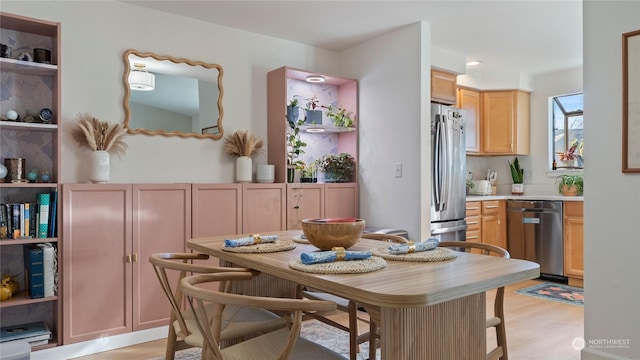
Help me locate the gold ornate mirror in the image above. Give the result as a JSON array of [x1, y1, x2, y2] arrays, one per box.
[[123, 49, 224, 139]]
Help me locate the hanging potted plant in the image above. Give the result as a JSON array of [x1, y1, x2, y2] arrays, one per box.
[[286, 102, 307, 182], [317, 153, 356, 183], [71, 112, 128, 183], [557, 174, 583, 196], [508, 157, 524, 195], [223, 130, 264, 183]]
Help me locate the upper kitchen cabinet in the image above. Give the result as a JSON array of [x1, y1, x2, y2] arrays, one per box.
[[482, 90, 530, 155], [267, 66, 358, 184], [457, 87, 481, 153], [431, 69, 457, 105]]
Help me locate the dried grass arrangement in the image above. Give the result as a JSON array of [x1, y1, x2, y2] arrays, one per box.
[[71, 112, 128, 158], [223, 130, 264, 157]]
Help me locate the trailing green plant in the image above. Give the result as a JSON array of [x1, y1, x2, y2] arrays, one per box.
[[556, 174, 583, 195], [286, 100, 307, 169], [508, 157, 524, 184], [325, 105, 355, 128], [317, 153, 356, 182]]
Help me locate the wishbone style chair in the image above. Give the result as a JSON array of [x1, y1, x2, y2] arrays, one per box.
[[149, 253, 287, 360], [180, 272, 347, 360], [296, 233, 408, 360], [438, 241, 511, 360]]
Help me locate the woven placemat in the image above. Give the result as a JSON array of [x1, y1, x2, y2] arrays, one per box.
[[289, 256, 387, 274], [372, 247, 458, 262], [222, 240, 296, 253], [292, 235, 310, 244]]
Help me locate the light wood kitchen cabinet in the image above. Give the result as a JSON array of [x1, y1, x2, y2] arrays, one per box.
[[482, 90, 530, 155], [62, 184, 191, 344], [431, 69, 458, 105], [564, 201, 584, 284], [465, 201, 482, 254], [458, 87, 481, 153], [480, 200, 507, 250]]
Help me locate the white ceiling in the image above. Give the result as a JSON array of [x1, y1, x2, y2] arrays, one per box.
[[125, 0, 583, 77]]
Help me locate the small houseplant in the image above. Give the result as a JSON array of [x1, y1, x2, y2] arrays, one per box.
[[317, 153, 356, 183], [325, 105, 355, 128], [508, 157, 524, 195], [557, 174, 583, 196], [300, 161, 318, 183], [286, 102, 307, 182]]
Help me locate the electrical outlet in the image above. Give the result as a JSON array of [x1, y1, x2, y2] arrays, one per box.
[[395, 163, 402, 178]]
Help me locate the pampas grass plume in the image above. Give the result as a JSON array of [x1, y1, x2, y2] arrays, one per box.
[[223, 130, 264, 157], [71, 112, 128, 158]]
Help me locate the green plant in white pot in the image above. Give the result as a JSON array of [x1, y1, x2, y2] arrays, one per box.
[[317, 153, 356, 183], [508, 157, 524, 195]]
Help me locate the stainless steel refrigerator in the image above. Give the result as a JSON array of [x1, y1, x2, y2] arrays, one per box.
[[430, 103, 467, 241]]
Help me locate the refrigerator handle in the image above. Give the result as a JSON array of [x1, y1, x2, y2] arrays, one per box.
[[434, 115, 445, 211], [431, 224, 467, 234], [439, 113, 449, 211]]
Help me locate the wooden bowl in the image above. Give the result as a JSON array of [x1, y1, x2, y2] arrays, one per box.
[[300, 218, 365, 250]]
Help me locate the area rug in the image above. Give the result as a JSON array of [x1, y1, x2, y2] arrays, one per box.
[[149, 319, 379, 359], [515, 282, 584, 306]]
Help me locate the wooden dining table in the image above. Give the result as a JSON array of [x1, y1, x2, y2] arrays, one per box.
[[187, 230, 540, 360]]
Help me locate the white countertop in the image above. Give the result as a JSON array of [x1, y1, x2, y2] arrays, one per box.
[[466, 195, 584, 202]]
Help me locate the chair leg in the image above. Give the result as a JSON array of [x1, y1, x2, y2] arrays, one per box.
[[495, 287, 508, 360], [348, 301, 360, 360], [165, 323, 177, 360]]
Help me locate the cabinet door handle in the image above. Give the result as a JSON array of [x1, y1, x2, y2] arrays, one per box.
[[132, 253, 138, 262], [467, 236, 479, 240], [467, 221, 479, 225], [467, 207, 480, 210], [125, 254, 132, 263], [485, 205, 498, 209]]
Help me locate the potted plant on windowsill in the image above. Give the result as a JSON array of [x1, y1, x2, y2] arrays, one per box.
[[317, 153, 356, 183], [508, 157, 524, 195], [557, 174, 583, 196]]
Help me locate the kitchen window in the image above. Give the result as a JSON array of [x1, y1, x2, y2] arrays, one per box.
[[551, 93, 584, 169]]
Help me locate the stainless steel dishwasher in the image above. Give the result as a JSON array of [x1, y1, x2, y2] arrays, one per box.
[[507, 200, 566, 282]]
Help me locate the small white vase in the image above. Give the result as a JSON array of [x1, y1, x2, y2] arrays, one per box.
[[236, 156, 252, 183], [90, 150, 110, 183]]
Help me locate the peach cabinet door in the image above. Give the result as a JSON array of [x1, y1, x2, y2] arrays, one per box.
[[62, 184, 133, 344], [192, 183, 242, 237], [242, 183, 286, 233], [132, 184, 192, 331], [324, 183, 359, 219], [287, 183, 324, 230]]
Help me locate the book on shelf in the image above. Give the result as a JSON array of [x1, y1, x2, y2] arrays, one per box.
[[37, 243, 57, 297], [0, 197, 55, 240], [23, 245, 44, 298], [37, 192, 50, 239], [0, 204, 7, 239], [0, 321, 52, 344], [48, 190, 58, 238]]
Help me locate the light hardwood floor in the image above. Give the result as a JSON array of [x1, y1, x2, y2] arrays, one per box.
[[71, 279, 583, 360]]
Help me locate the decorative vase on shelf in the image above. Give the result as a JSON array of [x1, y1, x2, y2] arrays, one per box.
[[511, 183, 524, 195], [89, 150, 110, 183], [287, 166, 296, 183], [236, 156, 252, 183]]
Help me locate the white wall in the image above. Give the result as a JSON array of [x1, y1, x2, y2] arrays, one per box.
[[1, 1, 342, 184], [582, 1, 640, 359], [341, 22, 430, 239]]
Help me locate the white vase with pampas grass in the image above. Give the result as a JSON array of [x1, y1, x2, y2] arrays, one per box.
[[71, 112, 128, 183], [223, 130, 264, 183]]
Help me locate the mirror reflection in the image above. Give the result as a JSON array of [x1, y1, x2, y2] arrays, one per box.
[[122, 49, 224, 140]]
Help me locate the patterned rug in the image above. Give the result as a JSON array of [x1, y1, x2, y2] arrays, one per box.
[[149, 319, 379, 359], [515, 282, 584, 306]]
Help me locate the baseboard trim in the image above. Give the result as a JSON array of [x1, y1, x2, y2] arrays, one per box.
[[31, 326, 168, 360]]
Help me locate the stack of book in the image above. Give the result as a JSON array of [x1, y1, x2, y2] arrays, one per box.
[[0, 190, 57, 240], [0, 321, 52, 347]]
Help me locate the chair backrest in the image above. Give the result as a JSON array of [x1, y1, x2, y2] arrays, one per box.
[[180, 273, 337, 360], [149, 253, 253, 337], [438, 241, 510, 258], [361, 233, 408, 243]]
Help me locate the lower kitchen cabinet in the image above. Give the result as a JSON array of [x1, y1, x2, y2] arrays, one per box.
[[465, 201, 482, 251], [286, 183, 359, 230], [192, 184, 242, 237], [564, 201, 584, 285], [62, 183, 191, 344], [481, 200, 507, 250], [242, 183, 286, 233]]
